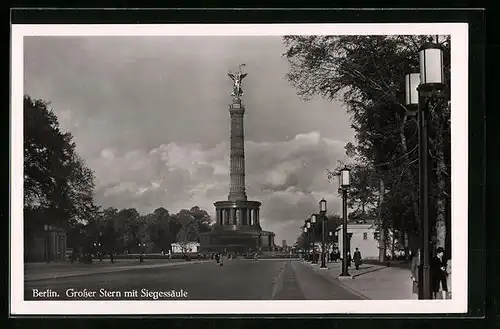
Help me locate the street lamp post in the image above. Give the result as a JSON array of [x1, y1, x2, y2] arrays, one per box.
[[319, 199, 327, 268], [404, 40, 446, 300], [328, 230, 334, 263], [302, 225, 308, 261], [311, 214, 318, 264], [306, 219, 312, 262], [338, 167, 351, 277]]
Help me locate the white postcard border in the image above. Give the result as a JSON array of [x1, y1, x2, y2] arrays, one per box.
[[10, 23, 469, 315]]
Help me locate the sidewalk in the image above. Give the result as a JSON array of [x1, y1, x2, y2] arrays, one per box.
[[24, 259, 210, 282], [303, 260, 415, 300]]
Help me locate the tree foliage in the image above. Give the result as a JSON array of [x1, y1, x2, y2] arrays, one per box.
[[24, 95, 97, 231], [284, 35, 451, 255], [23, 95, 214, 257]]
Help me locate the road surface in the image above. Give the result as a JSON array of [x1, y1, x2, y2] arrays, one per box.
[[24, 259, 362, 300]]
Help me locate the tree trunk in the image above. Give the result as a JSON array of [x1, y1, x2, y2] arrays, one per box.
[[399, 114, 420, 229], [391, 231, 396, 259], [434, 117, 447, 249], [378, 178, 387, 262]]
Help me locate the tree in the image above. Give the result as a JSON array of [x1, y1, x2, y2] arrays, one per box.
[[283, 35, 451, 255], [145, 207, 173, 252], [188, 206, 212, 235], [113, 208, 140, 252], [24, 95, 97, 260], [24, 95, 97, 228]]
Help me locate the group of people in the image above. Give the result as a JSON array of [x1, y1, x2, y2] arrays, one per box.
[[304, 248, 364, 270], [411, 247, 451, 299], [346, 248, 363, 270]]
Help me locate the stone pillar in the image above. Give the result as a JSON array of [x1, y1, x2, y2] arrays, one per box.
[[228, 98, 247, 202], [242, 209, 247, 225], [222, 209, 228, 225], [231, 208, 236, 225], [236, 209, 241, 225]]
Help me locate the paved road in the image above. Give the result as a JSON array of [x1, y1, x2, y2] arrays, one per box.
[[24, 259, 361, 300]]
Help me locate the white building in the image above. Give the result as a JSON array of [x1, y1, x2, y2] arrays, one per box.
[[336, 220, 379, 260], [171, 242, 200, 253]]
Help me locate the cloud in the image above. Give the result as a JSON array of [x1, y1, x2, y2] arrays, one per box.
[[90, 132, 347, 244], [24, 36, 356, 244]]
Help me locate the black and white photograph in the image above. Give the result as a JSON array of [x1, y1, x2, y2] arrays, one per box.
[[10, 23, 468, 315]]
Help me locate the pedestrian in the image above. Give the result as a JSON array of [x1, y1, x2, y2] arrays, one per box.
[[353, 248, 362, 270], [110, 252, 115, 264], [410, 248, 421, 299], [139, 252, 145, 264], [431, 247, 448, 299], [347, 251, 352, 268], [446, 258, 452, 299]]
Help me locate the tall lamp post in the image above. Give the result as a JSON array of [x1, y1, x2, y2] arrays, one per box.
[[302, 225, 308, 261], [305, 219, 312, 261], [338, 166, 351, 277], [404, 40, 446, 300], [311, 214, 318, 264], [319, 199, 328, 269], [328, 230, 334, 263]]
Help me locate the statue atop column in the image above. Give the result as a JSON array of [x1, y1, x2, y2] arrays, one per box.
[[227, 64, 247, 98]]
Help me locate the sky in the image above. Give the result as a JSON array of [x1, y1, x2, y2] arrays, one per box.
[[24, 36, 355, 245]]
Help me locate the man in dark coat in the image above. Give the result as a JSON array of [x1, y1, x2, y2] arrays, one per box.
[[353, 248, 362, 270], [431, 247, 448, 299]]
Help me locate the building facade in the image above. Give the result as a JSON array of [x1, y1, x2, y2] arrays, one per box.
[[337, 220, 379, 260], [25, 226, 67, 262], [171, 242, 200, 253]]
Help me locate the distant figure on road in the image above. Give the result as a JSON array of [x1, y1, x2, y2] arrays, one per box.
[[110, 252, 115, 264], [410, 248, 421, 299], [99, 252, 104, 262], [139, 252, 145, 263], [254, 252, 258, 261], [353, 248, 362, 270]]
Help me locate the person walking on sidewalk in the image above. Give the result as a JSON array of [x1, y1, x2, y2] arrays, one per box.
[[431, 247, 448, 299], [410, 248, 421, 299], [347, 251, 352, 268], [353, 248, 362, 270], [446, 258, 452, 299]]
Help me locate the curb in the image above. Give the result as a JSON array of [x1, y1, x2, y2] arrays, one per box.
[[271, 262, 288, 299], [25, 260, 210, 282], [351, 266, 386, 278], [334, 279, 371, 300], [301, 261, 371, 300]]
